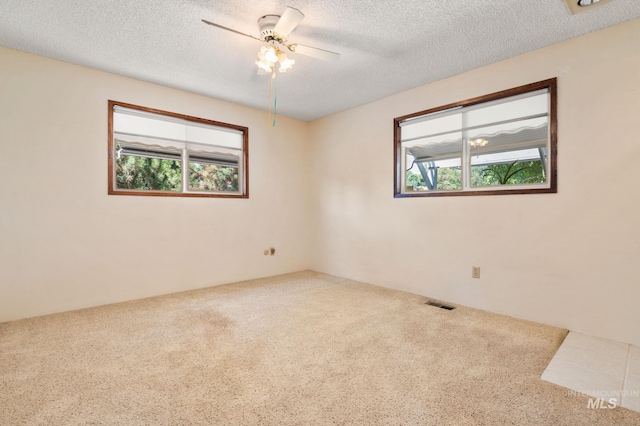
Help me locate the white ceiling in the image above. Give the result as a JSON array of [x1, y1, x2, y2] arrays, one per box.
[[1, 1, 639, 121]]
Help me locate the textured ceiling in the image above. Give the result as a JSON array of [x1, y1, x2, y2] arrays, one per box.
[[0, 1, 639, 121]]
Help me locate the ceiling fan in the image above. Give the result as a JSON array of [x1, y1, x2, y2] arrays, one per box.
[[202, 6, 340, 74]]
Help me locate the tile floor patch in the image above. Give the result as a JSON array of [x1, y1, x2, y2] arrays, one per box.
[[622, 380, 640, 412], [542, 332, 640, 414], [628, 346, 640, 383]]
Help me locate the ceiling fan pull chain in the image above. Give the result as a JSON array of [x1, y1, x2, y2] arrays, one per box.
[[272, 72, 277, 127], [267, 71, 273, 126], [268, 71, 277, 127]]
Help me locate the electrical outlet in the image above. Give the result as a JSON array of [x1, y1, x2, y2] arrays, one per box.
[[472, 266, 481, 279]]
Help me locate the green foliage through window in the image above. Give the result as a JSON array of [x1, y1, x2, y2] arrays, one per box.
[[407, 160, 545, 191], [406, 171, 426, 189], [116, 154, 182, 191], [472, 160, 544, 187], [189, 162, 239, 192]]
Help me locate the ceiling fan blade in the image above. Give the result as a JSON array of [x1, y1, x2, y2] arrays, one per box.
[[289, 44, 340, 61], [202, 19, 262, 42], [273, 7, 305, 38]]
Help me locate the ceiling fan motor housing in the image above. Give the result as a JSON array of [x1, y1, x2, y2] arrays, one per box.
[[258, 14, 281, 41]]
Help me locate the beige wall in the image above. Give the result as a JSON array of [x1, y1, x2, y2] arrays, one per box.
[[0, 46, 312, 321], [309, 19, 640, 346]]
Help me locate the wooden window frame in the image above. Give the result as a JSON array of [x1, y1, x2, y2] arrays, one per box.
[[394, 78, 557, 197], [108, 100, 249, 198]]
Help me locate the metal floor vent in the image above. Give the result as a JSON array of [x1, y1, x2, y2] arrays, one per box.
[[425, 300, 456, 310]]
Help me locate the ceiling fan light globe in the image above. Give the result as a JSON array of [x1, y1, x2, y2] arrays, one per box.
[[255, 60, 272, 73], [264, 46, 279, 63], [278, 51, 296, 69], [278, 53, 295, 72]]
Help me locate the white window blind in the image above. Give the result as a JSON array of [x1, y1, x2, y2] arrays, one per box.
[[113, 106, 243, 162]]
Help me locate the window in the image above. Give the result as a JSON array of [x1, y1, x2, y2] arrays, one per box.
[[108, 101, 248, 198], [394, 79, 556, 197]]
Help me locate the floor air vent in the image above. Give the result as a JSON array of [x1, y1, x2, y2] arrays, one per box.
[[425, 301, 456, 310]]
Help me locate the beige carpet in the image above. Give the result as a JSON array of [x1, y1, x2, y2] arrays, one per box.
[[2, 271, 640, 425]]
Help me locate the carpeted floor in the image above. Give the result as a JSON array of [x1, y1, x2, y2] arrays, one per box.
[[2, 271, 640, 425]]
